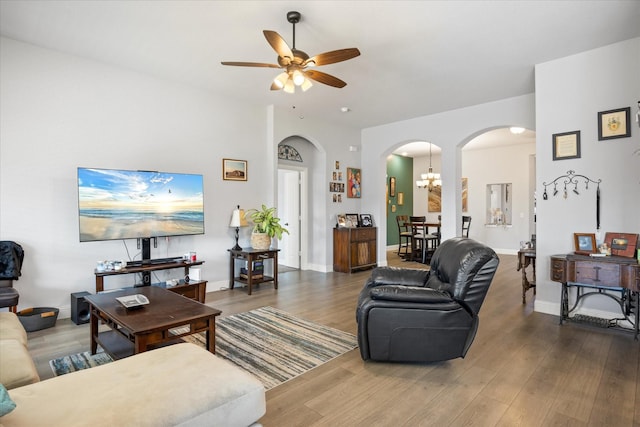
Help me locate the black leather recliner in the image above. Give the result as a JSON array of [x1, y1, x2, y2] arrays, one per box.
[[356, 237, 499, 363]]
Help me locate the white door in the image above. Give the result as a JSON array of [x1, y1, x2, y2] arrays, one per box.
[[278, 169, 301, 268]]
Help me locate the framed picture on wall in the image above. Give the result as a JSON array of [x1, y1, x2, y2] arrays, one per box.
[[222, 159, 247, 181], [428, 186, 441, 212], [598, 107, 631, 140], [462, 177, 468, 212], [347, 167, 361, 198], [552, 131, 581, 160]]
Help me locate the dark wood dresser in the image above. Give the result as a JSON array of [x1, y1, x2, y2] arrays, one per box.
[[333, 227, 377, 273]]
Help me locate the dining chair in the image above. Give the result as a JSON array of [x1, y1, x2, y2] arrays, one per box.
[[395, 215, 413, 258], [409, 216, 438, 264], [462, 215, 472, 237]]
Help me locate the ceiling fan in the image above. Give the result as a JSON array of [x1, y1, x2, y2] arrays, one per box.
[[221, 11, 360, 93]]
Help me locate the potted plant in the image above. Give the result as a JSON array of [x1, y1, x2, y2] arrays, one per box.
[[246, 204, 289, 249]]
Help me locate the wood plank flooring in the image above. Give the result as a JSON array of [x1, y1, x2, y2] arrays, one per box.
[[25, 251, 639, 426]]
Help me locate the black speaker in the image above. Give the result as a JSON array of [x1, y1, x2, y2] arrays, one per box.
[[71, 291, 91, 325]]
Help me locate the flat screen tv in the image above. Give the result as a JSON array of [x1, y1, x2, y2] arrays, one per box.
[[77, 167, 204, 243]]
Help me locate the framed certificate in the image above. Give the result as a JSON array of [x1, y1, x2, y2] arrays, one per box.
[[552, 131, 581, 160]]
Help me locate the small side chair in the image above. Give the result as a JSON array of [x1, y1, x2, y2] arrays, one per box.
[[0, 241, 24, 313]]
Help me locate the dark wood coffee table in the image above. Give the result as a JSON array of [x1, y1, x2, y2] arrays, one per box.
[[85, 286, 221, 360]]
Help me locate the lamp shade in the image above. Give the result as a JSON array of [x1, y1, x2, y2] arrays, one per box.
[[300, 78, 313, 92], [273, 72, 288, 89], [283, 78, 295, 94], [229, 207, 248, 227], [292, 70, 305, 86]]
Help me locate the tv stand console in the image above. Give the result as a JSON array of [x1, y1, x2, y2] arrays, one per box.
[[95, 259, 205, 301]]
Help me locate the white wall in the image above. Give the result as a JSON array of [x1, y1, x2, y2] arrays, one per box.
[[534, 37, 640, 318], [462, 143, 536, 253], [412, 142, 536, 253], [361, 94, 536, 266], [272, 106, 362, 271], [0, 37, 362, 316], [0, 37, 268, 313]]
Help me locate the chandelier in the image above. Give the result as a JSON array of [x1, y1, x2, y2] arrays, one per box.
[[416, 143, 442, 191]]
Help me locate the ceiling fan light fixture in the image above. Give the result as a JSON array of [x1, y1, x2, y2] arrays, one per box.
[[273, 72, 289, 89], [221, 11, 360, 93], [283, 78, 295, 94], [300, 78, 313, 92], [292, 70, 305, 86]]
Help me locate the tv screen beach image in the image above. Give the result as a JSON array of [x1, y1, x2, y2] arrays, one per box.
[[78, 168, 204, 241]]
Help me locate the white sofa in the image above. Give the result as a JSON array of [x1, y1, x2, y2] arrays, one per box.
[[1, 339, 266, 426]]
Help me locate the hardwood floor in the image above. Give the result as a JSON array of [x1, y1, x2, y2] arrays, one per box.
[[25, 251, 639, 426]]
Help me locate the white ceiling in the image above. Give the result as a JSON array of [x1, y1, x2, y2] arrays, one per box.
[[1, 1, 639, 142]]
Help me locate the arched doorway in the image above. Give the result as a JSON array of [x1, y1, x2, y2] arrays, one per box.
[[277, 136, 318, 271]]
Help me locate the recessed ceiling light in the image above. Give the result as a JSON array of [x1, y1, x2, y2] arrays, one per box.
[[341, 107, 350, 113]]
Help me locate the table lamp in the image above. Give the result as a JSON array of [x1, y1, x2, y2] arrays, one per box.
[[229, 205, 248, 250]]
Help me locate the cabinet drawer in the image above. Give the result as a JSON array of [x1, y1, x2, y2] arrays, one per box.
[[549, 257, 566, 283], [573, 261, 620, 287], [170, 286, 197, 300], [352, 228, 376, 241]]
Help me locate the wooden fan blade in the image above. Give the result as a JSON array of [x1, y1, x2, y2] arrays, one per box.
[[263, 30, 293, 60], [304, 70, 347, 88], [221, 61, 281, 68], [305, 48, 360, 66]]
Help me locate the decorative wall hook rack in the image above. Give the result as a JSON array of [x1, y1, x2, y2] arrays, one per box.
[[542, 170, 601, 200]]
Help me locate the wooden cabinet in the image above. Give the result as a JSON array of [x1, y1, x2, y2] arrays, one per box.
[[333, 227, 377, 273]]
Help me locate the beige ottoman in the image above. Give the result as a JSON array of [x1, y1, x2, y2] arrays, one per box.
[[3, 343, 266, 426]]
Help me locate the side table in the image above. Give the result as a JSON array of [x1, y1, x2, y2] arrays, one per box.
[[228, 248, 279, 295]]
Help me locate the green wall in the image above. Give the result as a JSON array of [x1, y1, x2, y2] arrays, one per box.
[[386, 155, 413, 247]]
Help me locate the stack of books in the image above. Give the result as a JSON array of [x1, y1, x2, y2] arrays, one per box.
[[240, 260, 264, 280]]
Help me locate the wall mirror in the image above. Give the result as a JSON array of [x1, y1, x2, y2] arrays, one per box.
[[486, 183, 512, 225]]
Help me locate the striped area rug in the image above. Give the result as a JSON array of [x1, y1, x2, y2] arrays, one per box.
[[49, 351, 113, 376], [49, 307, 358, 389], [185, 306, 358, 389]]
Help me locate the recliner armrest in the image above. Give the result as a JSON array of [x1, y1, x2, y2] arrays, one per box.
[[369, 285, 452, 304]]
